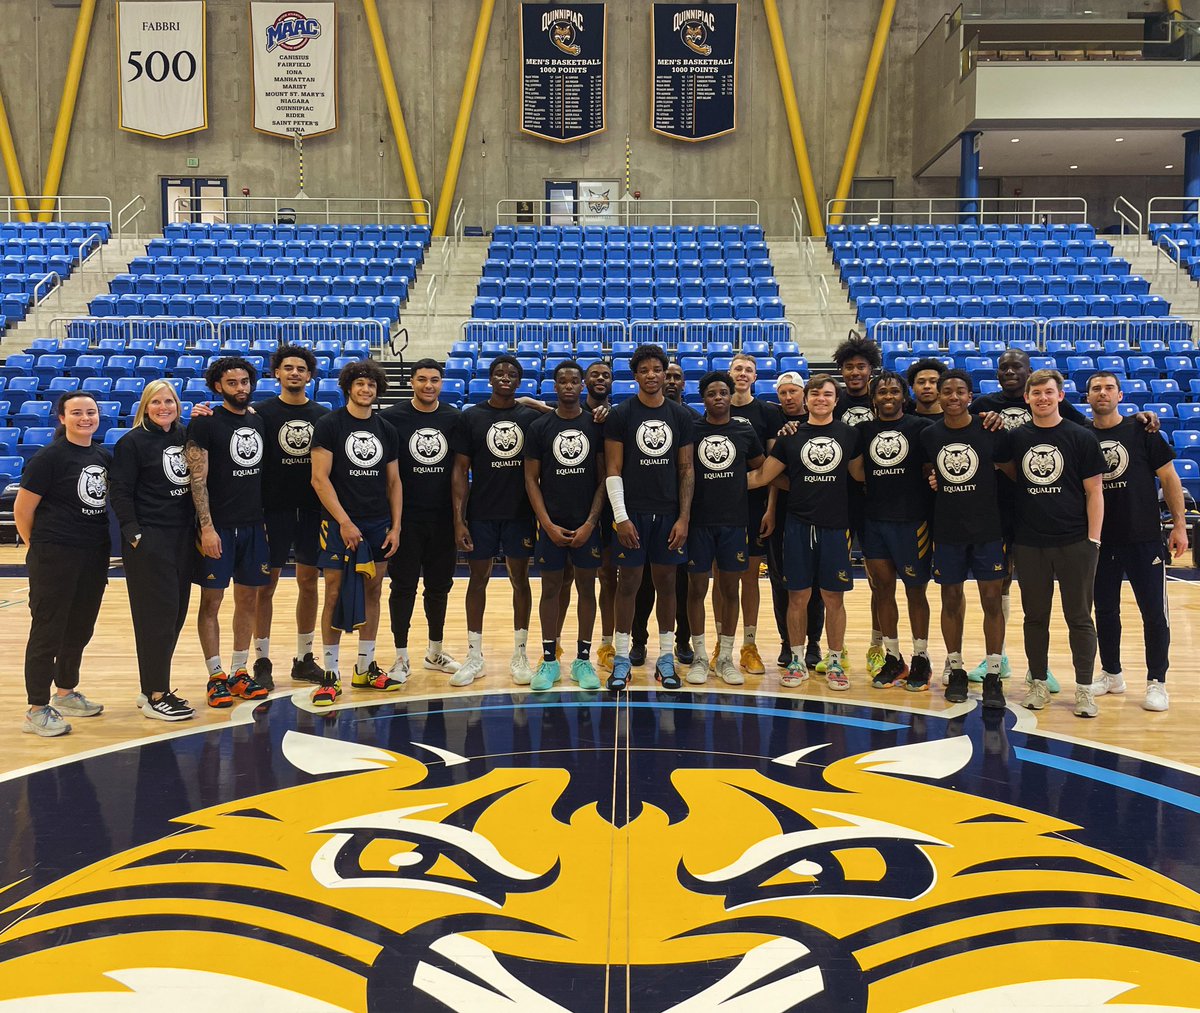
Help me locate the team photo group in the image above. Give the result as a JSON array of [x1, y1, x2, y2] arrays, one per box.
[[16, 332, 1189, 738]]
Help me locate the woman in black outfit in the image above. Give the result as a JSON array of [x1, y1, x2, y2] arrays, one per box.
[[110, 380, 197, 721], [14, 390, 110, 738]]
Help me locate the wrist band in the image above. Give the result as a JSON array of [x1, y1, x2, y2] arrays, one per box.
[[605, 475, 628, 524]]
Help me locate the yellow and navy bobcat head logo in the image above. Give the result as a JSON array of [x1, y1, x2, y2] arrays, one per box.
[[3, 726, 1200, 1010], [550, 20, 581, 55]]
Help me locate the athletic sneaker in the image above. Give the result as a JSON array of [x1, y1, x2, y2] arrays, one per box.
[[312, 672, 341, 707], [450, 653, 485, 688], [142, 691, 194, 722], [740, 644, 765, 675], [23, 705, 70, 737], [1144, 682, 1170, 712], [423, 651, 461, 674], [815, 652, 851, 675], [1024, 668, 1061, 694], [352, 661, 403, 692], [387, 656, 411, 685], [872, 654, 908, 689], [532, 660, 560, 692], [656, 655, 682, 690], [511, 653, 534, 686], [905, 655, 932, 693], [570, 659, 601, 690], [805, 642, 822, 670], [675, 642, 695, 666], [969, 655, 1011, 683], [825, 660, 850, 692], [780, 658, 808, 688], [982, 674, 1006, 711], [716, 657, 744, 686], [865, 645, 885, 678], [291, 654, 324, 684], [777, 645, 792, 669], [944, 669, 969, 704], [53, 690, 104, 717], [227, 669, 269, 700], [629, 642, 647, 667], [206, 676, 233, 708], [1093, 670, 1126, 696], [1023, 679, 1051, 711], [1074, 685, 1099, 718], [253, 657, 274, 691], [607, 655, 632, 692], [596, 644, 615, 673], [686, 658, 710, 685]]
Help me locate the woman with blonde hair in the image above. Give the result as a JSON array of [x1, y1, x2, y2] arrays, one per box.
[[110, 380, 196, 720]]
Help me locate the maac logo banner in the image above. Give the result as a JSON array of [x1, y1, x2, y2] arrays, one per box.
[[250, 2, 337, 138], [117, 1, 207, 138], [520, 3, 607, 143], [652, 3, 737, 141]]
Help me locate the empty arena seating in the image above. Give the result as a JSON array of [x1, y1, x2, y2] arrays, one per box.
[[1150, 222, 1200, 280], [0, 220, 111, 331]]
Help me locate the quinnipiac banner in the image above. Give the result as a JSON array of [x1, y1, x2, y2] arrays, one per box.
[[117, 1, 207, 138], [651, 3, 738, 142], [520, 3, 607, 143], [250, 2, 338, 138]]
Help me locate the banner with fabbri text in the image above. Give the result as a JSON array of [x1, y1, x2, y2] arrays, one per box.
[[118, 1, 207, 138]]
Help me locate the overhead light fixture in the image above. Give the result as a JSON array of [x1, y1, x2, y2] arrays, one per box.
[[1010, 137, 1020, 143], [1069, 164, 1079, 169], [1166, 164, 1175, 169], [1082, 8, 1093, 13], [1114, 137, 1125, 142]]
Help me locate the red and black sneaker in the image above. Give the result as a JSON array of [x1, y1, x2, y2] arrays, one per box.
[[227, 668, 269, 700], [351, 661, 403, 692], [312, 672, 342, 707], [206, 675, 234, 709]]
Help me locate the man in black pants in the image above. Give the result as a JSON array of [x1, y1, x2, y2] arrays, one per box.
[[997, 368, 1106, 718], [251, 345, 328, 688], [185, 357, 271, 707], [380, 358, 463, 685], [1086, 370, 1188, 712], [906, 358, 945, 418]]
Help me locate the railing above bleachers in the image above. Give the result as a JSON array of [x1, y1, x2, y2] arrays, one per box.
[[0, 194, 113, 224], [460, 317, 798, 353], [1147, 196, 1200, 226], [495, 198, 760, 227], [871, 315, 1197, 351], [49, 315, 388, 354], [170, 195, 433, 226], [824, 196, 1089, 226]]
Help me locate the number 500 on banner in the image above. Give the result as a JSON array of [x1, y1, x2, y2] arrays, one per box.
[[117, 1, 207, 138]]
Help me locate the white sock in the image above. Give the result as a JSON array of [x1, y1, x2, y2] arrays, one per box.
[[1001, 595, 1010, 654], [254, 637, 269, 661], [357, 641, 376, 671], [427, 640, 442, 658], [296, 631, 314, 659], [659, 632, 674, 657], [913, 638, 929, 658], [514, 629, 528, 653], [615, 632, 631, 658], [718, 634, 734, 660], [986, 653, 1002, 676], [870, 629, 883, 648], [601, 635, 613, 647], [231, 650, 249, 673], [884, 637, 900, 659], [830, 649, 843, 664], [692, 635, 708, 663], [205, 655, 224, 677], [947, 651, 963, 668], [467, 631, 483, 658], [323, 645, 340, 672], [397, 647, 410, 663], [743, 626, 757, 646]]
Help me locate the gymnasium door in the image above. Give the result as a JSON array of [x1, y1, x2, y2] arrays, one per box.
[[544, 180, 578, 225], [160, 176, 228, 226]]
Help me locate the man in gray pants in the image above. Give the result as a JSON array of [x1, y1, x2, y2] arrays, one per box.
[[998, 368, 1106, 718]]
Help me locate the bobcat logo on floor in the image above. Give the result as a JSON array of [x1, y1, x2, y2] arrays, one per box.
[[636, 420, 672, 458], [230, 427, 263, 468], [279, 420, 314, 458], [409, 428, 448, 466], [487, 421, 524, 459], [936, 442, 979, 484], [347, 431, 384, 469]]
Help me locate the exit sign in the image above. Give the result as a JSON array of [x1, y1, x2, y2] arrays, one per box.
[[186, 157, 199, 168]]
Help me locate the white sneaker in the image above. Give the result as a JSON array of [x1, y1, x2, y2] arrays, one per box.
[[22, 705, 71, 737], [1144, 682, 1169, 712], [450, 653, 485, 688], [1074, 685, 1099, 718], [424, 651, 462, 674], [1022, 680, 1051, 711], [387, 656, 411, 685], [686, 659, 709, 685], [1094, 670, 1126, 696], [511, 653, 533, 685], [716, 657, 744, 686], [53, 690, 104, 717]]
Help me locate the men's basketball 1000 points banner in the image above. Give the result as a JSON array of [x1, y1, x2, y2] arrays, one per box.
[[250, 2, 337, 138], [520, 3, 607, 143]]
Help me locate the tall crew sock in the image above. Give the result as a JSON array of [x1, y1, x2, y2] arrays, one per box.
[[658, 632, 674, 659], [718, 634, 734, 660], [357, 641, 376, 671], [231, 650, 249, 673], [883, 637, 900, 659], [743, 626, 757, 646], [692, 635, 708, 664], [205, 656, 224, 678], [870, 629, 883, 648], [323, 645, 340, 673], [577, 640, 592, 661], [947, 651, 964, 669], [913, 638, 929, 658], [467, 631, 484, 658], [254, 637, 270, 661], [542, 640, 557, 663], [614, 632, 631, 659], [514, 629, 529, 655], [296, 631, 315, 660]]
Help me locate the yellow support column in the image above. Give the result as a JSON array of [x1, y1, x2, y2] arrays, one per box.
[[762, 0, 823, 238], [829, 0, 896, 227], [363, 0, 428, 225], [39, 0, 96, 222], [0, 86, 30, 223], [433, 0, 495, 237], [1166, 0, 1183, 16]]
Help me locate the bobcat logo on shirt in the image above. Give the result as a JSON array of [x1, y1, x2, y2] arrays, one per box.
[[279, 420, 314, 458], [800, 436, 842, 475], [936, 443, 979, 484], [409, 428, 449, 466], [841, 406, 874, 428], [162, 446, 190, 486], [1100, 440, 1129, 482], [230, 428, 264, 468], [77, 465, 107, 509], [347, 432, 384, 469], [635, 421, 672, 458], [1022, 445, 1064, 486], [697, 434, 735, 472], [869, 430, 909, 468], [999, 406, 1033, 430], [487, 422, 524, 460], [551, 430, 589, 468]]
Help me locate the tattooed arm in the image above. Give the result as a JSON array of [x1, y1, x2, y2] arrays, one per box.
[[185, 440, 221, 559]]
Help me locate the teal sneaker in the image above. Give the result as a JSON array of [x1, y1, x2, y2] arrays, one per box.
[[969, 654, 1011, 683], [570, 659, 601, 690], [531, 660, 560, 692]]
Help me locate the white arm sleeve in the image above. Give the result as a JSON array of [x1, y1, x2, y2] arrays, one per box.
[[605, 475, 628, 524]]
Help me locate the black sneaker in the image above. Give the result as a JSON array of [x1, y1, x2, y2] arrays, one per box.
[[629, 642, 647, 666], [944, 668, 969, 704], [872, 654, 909, 689], [675, 642, 695, 666], [253, 657, 274, 690], [982, 673, 1006, 711], [777, 644, 792, 669], [291, 653, 324, 684], [805, 641, 822, 669], [142, 690, 194, 722], [905, 654, 932, 692]]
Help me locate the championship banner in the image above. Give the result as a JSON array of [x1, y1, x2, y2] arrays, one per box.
[[520, 3, 606, 143], [117, 2, 207, 138], [250, 2, 337, 138], [651, 4, 737, 142]]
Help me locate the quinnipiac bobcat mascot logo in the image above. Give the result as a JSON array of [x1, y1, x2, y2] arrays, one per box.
[[636, 420, 672, 458], [347, 431, 384, 469], [76, 464, 108, 509], [162, 445, 190, 486], [551, 429, 589, 468], [230, 427, 264, 468], [1100, 439, 1129, 482], [279, 420, 315, 458], [868, 430, 908, 469], [680, 19, 712, 56], [936, 442, 979, 485], [800, 436, 842, 475], [1021, 444, 1064, 486], [487, 421, 524, 460], [3, 729, 1199, 1009], [549, 19, 581, 56], [409, 428, 449, 466], [697, 434, 735, 472]]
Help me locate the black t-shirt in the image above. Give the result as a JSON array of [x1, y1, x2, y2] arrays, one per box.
[[768, 420, 860, 529], [857, 414, 934, 523], [918, 418, 1008, 545], [452, 401, 541, 522], [252, 396, 328, 513], [380, 400, 461, 520], [525, 409, 603, 523], [109, 424, 194, 536], [1000, 420, 1106, 547], [604, 396, 697, 514], [21, 439, 111, 547], [969, 391, 1088, 429], [732, 397, 784, 518], [311, 408, 399, 521], [1091, 418, 1175, 545], [834, 390, 875, 428], [186, 406, 265, 527], [692, 416, 764, 527]]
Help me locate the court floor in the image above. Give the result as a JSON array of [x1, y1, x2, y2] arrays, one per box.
[[1, 562, 1200, 1010]]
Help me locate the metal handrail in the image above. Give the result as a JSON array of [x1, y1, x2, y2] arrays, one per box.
[[171, 195, 434, 226], [1, 194, 113, 222], [216, 316, 388, 353], [424, 273, 438, 317], [32, 271, 63, 310], [1113, 196, 1143, 238], [452, 199, 466, 247], [495, 197, 761, 227], [117, 195, 147, 238], [870, 315, 1198, 353], [824, 195, 1089, 225], [74, 232, 105, 273], [458, 317, 801, 353], [1147, 195, 1200, 225], [1156, 233, 1185, 287], [791, 196, 805, 244]]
